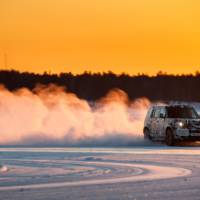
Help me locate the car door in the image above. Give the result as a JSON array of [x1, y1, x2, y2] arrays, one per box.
[[156, 107, 166, 137], [151, 108, 160, 136]]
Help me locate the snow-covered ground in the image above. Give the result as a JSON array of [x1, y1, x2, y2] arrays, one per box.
[[0, 146, 200, 200]]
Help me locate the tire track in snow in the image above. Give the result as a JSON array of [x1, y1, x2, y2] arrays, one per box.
[[0, 161, 191, 191]]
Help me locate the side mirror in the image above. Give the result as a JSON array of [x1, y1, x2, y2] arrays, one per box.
[[160, 113, 165, 118]]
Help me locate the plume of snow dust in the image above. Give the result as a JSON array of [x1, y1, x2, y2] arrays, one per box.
[[0, 85, 151, 146]]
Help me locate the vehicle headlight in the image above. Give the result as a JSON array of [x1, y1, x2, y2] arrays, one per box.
[[175, 121, 185, 128]]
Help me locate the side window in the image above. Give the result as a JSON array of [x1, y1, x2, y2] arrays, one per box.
[[151, 108, 160, 118], [159, 107, 166, 118], [154, 108, 160, 118], [150, 109, 155, 118]]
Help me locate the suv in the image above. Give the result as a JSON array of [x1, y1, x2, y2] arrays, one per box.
[[143, 105, 200, 146]]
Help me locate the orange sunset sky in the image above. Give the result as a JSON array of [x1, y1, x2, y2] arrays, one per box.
[[0, 0, 200, 75]]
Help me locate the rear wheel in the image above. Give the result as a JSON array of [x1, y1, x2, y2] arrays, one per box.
[[166, 129, 175, 146], [144, 128, 152, 140]]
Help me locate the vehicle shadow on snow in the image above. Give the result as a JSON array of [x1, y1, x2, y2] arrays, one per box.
[[146, 139, 200, 147], [175, 141, 200, 147]]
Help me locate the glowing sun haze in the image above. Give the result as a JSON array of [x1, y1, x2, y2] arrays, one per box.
[[0, 0, 200, 75]]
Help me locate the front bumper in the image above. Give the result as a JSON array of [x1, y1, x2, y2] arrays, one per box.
[[175, 128, 200, 140]]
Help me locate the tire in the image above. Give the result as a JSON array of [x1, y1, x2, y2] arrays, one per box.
[[144, 128, 152, 140], [165, 129, 175, 146]]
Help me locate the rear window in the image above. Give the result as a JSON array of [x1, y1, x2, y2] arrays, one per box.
[[151, 108, 160, 118]]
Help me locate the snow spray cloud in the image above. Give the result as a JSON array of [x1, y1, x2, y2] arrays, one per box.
[[0, 85, 151, 146]]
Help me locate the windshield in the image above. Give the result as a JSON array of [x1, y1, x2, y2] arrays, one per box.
[[166, 106, 199, 119]]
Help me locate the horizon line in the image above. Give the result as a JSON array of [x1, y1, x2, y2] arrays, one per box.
[[0, 68, 200, 77]]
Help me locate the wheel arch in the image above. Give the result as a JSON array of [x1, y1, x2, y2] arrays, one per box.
[[165, 126, 173, 135], [143, 126, 150, 133]]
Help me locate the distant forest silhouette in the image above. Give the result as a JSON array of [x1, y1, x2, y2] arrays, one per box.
[[1, 70, 200, 101]]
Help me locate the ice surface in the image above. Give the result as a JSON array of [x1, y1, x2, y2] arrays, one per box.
[[0, 147, 200, 200]]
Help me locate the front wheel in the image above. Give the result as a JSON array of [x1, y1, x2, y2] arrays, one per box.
[[165, 129, 175, 146]]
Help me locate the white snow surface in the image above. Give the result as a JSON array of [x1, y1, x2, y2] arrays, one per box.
[[0, 146, 200, 200]]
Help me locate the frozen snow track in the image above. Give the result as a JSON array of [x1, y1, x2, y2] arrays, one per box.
[[0, 161, 190, 191], [0, 147, 200, 200]]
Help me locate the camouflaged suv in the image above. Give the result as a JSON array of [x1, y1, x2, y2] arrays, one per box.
[[143, 105, 200, 146]]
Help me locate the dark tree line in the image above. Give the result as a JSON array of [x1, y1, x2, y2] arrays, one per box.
[[0, 70, 200, 101]]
